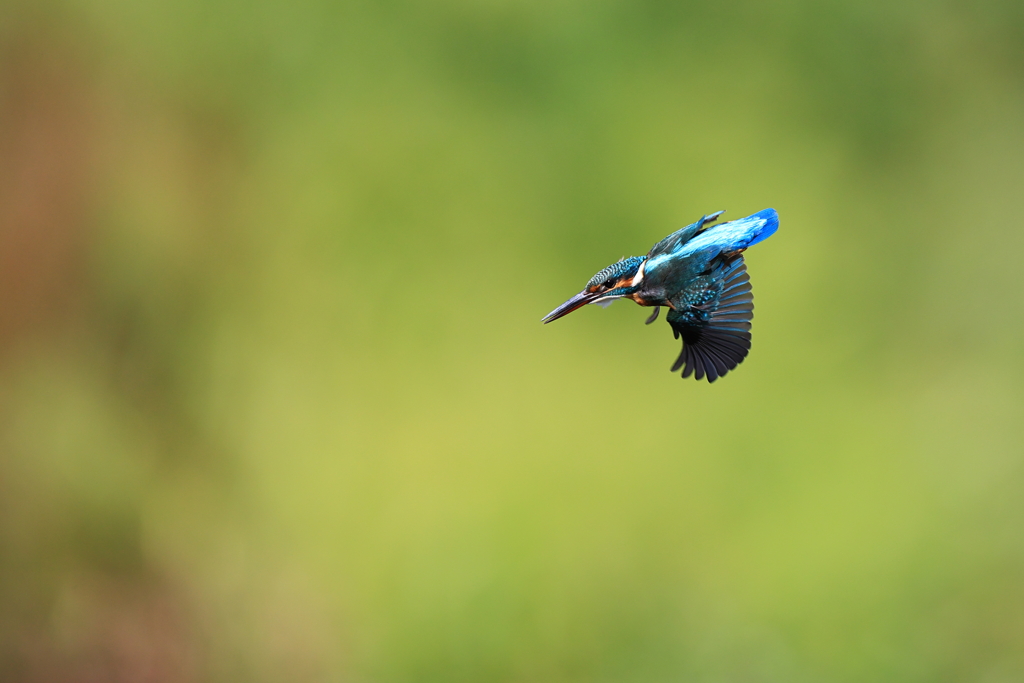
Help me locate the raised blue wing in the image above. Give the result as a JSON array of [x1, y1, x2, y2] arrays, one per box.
[[675, 208, 778, 257], [646, 210, 725, 260], [643, 209, 777, 293]]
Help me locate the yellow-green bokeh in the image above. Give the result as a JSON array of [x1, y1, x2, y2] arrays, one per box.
[[2, 1, 1023, 681]]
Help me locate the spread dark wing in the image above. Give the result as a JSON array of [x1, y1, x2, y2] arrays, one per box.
[[646, 211, 725, 259], [665, 255, 752, 382]]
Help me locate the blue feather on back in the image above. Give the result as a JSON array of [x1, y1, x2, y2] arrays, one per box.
[[742, 208, 779, 247], [680, 208, 778, 255]]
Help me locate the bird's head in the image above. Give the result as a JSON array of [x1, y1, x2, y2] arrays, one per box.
[[542, 256, 646, 323]]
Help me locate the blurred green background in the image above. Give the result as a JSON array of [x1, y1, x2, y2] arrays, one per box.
[[2, 0, 1024, 681]]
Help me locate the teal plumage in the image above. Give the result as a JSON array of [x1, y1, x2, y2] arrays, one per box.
[[542, 209, 778, 382]]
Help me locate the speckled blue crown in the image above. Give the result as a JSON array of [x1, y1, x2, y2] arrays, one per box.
[[586, 256, 645, 289]]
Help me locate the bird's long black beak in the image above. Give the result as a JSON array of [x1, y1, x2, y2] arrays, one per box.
[[542, 290, 600, 324]]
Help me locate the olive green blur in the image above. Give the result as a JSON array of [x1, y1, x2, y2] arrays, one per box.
[[2, 1, 1023, 681]]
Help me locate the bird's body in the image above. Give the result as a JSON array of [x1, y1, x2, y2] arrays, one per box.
[[542, 208, 778, 382]]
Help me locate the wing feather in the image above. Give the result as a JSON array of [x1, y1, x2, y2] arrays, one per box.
[[665, 256, 755, 383]]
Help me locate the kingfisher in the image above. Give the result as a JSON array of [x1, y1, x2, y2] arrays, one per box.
[[542, 208, 779, 382]]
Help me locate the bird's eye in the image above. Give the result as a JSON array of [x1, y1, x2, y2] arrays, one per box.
[[604, 279, 615, 289]]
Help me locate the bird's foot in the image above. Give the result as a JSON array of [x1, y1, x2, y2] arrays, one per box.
[[645, 306, 661, 324]]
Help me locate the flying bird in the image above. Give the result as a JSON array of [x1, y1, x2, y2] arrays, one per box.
[[542, 208, 779, 382]]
